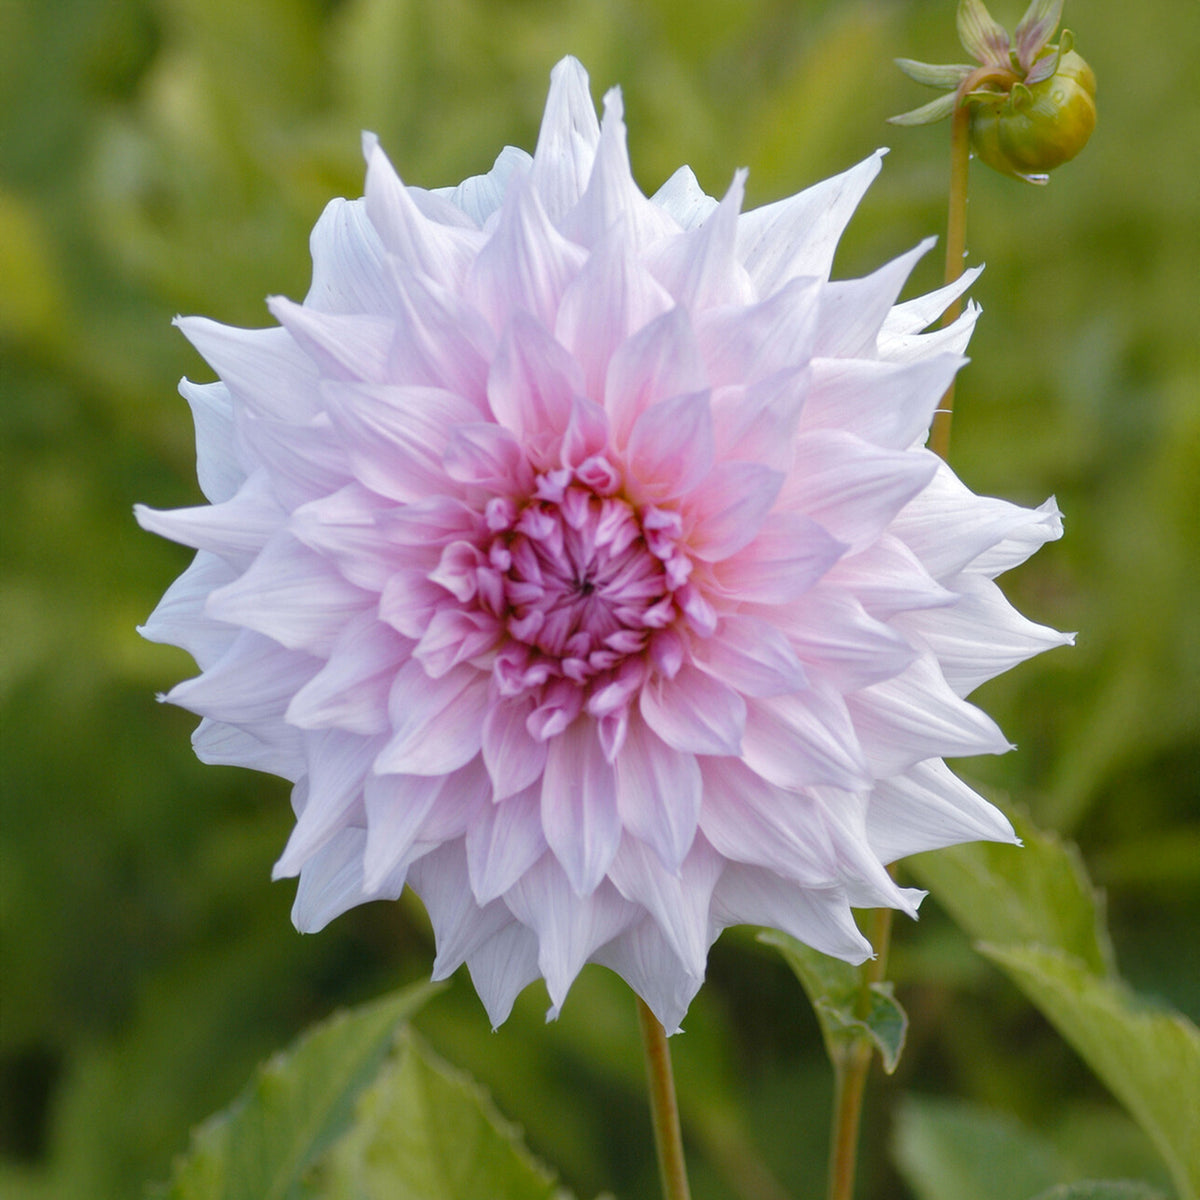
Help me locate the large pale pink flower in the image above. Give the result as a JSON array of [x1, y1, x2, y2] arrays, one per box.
[[137, 58, 1071, 1030]]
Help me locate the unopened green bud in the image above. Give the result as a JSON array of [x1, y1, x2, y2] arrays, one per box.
[[891, 0, 1096, 184], [968, 47, 1096, 183]]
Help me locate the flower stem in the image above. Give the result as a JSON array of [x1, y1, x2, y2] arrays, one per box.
[[825, 905, 894, 1200], [929, 89, 973, 462], [637, 997, 692, 1200]]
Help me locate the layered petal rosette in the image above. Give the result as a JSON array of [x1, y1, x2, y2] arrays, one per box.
[[137, 57, 1071, 1030]]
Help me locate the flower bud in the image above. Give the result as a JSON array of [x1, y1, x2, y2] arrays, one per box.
[[968, 48, 1096, 182], [891, 0, 1096, 184]]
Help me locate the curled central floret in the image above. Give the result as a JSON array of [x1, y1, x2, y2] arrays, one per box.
[[470, 460, 696, 727]]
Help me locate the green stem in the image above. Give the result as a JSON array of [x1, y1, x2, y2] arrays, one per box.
[[825, 906, 894, 1200], [638, 997, 693, 1200], [929, 88, 973, 462]]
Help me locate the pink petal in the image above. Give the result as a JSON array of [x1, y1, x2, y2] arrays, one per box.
[[486, 311, 586, 458], [866, 758, 1018, 863], [801, 353, 964, 451], [614, 714, 701, 871], [741, 686, 871, 791], [442, 422, 534, 492], [602, 305, 708, 451], [138, 550, 240, 668], [289, 483, 400, 592], [555, 224, 674, 401], [361, 771, 446, 889], [607, 835, 722, 978], [179, 378, 242, 503], [362, 136, 482, 288], [759, 588, 917, 692], [625, 390, 715, 501], [175, 317, 321, 422], [639, 663, 746, 756], [465, 782, 548, 903], [166, 630, 321, 725], [435, 145, 531, 228], [267, 296, 394, 384], [694, 276, 820, 387], [204, 534, 373, 657], [482, 697, 550, 800], [699, 756, 837, 884], [323, 380, 479, 503], [273, 729, 378, 877], [503, 856, 638, 1015], [593, 920, 705, 1035], [465, 921, 542, 1028], [562, 89, 678, 248], [821, 535, 954, 620], [192, 716, 305, 781], [286, 611, 410, 735], [385, 260, 496, 398], [891, 465, 1064, 580], [711, 866, 872, 963], [412, 607, 501, 678], [649, 170, 754, 311], [708, 369, 809, 471], [685, 460, 783, 561], [711, 512, 845, 604], [466, 176, 587, 332], [893, 573, 1073, 696], [134, 469, 284, 567], [408, 841, 517, 978], [374, 661, 489, 775], [540, 718, 622, 895], [846, 653, 1012, 775], [690, 613, 808, 697], [780, 430, 939, 554], [651, 165, 717, 230]]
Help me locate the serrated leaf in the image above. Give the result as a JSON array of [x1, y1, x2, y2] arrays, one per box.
[[153, 982, 441, 1200], [893, 1095, 1067, 1200], [1027, 1183, 1167, 1200], [906, 807, 1115, 976], [980, 945, 1200, 1200], [317, 1029, 566, 1200], [759, 931, 908, 1073]]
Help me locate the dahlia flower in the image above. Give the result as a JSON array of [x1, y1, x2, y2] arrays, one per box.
[[137, 57, 1070, 1031]]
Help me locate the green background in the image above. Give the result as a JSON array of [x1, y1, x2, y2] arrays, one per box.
[[2, 0, 1197, 1197]]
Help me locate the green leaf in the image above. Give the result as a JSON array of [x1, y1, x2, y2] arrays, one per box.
[[759, 931, 908, 1073], [1027, 1183, 1167, 1200], [980, 945, 1200, 1200], [151, 982, 441, 1200], [316, 1029, 566, 1200], [906, 808, 1115, 977], [893, 1095, 1067, 1200]]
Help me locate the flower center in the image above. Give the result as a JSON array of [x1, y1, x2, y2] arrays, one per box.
[[490, 464, 685, 676]]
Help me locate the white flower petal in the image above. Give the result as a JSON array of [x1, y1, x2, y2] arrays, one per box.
[[736, 149, 885, 294], [540, 718, 622, 896], [614, 713, 702, 871]]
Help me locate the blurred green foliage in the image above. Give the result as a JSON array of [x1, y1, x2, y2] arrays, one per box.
[[2, 0, 1198, 1198]]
